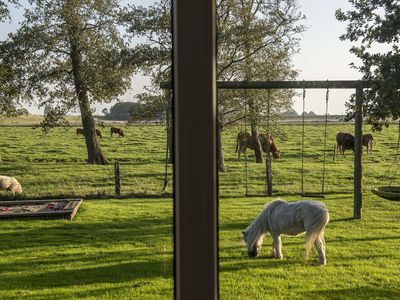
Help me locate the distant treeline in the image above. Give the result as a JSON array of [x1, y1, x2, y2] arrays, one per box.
[[98, 102, 165, 121]]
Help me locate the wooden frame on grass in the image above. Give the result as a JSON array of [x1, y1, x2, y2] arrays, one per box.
[[0, 199, 83, 220]]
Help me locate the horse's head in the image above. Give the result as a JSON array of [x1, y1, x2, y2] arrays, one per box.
[[242, 230, 261, 257], [272, 149, 281, 159]]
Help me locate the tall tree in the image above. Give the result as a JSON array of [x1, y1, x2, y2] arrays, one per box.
[[336, 1, 400, 130], [0, 0, 23, 118], [123, 0, 304, 171], [217, 0, 304, 168], [0, 0, 17, 21], [0, 0, 135, 164]]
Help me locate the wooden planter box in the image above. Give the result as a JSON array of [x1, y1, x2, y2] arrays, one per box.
[[0, 198, 83, 220]]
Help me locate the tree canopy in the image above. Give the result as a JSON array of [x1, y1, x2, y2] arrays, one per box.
[[0, 0, 136, 163], [123, 0, 305, 170], [336, 0, 400, 130]]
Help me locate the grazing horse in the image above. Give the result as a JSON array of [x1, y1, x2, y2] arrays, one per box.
[[95, 129, 102, 138], [242, 199, 329, 265], [236, 131, 281, 160], [362, 133, 375, 154], [110, 127, 125, 137], [76, 128, 102, 138], [334, 132, 354, 161], [0, 176, 22, 195], [76, 128, 84, 136]]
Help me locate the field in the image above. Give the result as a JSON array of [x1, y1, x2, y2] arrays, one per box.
[[0, 119, 399, 299]]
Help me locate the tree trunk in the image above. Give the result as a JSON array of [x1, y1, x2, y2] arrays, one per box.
[[78, 96, 109, 164], [69, 33, 108, 165], [217, 120, 226, 172], [248, 96, 263, 163], [250, 124, 263, 163]]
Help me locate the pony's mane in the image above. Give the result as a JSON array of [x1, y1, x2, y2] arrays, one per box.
[[244, 199, 286, 247]]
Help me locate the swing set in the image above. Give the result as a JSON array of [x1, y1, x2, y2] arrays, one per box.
[[242, 85, 330, 198], [161, 79, 400, 218]]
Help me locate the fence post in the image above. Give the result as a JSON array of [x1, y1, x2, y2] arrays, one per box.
[[114, 161, 121, 198], [354, 81, 363, 219]]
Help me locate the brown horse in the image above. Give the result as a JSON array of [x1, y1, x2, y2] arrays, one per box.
[[76, 128, 102, 138], [76, 128, 84, 136], [362, 133, 375, 154], [110, 127, 125, 137], [236, 131, 281, 160]]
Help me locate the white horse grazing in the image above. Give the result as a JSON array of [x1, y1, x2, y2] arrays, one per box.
[[242, 199, 329, 265], [0, 176, 23, 195]]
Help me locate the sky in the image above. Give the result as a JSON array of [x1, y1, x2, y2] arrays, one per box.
[[0, 0, 365, 115]]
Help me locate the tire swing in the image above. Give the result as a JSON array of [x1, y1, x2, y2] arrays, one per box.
[[299, 87, 329, 198], [371, 121, 400, 201]]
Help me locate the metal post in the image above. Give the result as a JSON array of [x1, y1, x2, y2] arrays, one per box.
[[354, 81, 363, 219]]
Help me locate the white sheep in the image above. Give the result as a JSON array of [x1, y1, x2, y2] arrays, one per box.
[[0, 176, 23, 195]]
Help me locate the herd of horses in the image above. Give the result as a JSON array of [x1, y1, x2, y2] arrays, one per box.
[[235, 131, 375, 161], [76, 127, 125, 138]]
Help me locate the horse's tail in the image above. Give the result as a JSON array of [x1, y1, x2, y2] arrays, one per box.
[[305, 210, 329, 260]]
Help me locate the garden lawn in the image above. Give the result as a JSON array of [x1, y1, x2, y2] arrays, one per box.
[[0, 199, 174, 299], [0, 120, 399, 299]]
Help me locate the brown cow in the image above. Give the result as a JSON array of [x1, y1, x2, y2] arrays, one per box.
[[236, 131, 281, 160], [110, 127, 125, 137], [362, 133, 375, 154], [76, 128, 102, 138]]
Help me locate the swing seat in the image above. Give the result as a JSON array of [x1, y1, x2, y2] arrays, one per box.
[[371, 186, 400, 201]]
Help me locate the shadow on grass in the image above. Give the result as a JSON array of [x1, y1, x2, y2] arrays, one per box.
[[301, 287, 400, 300], [0, 215, 174, 297], [0, 217, 173, 251], [0, 259, 172, 290]]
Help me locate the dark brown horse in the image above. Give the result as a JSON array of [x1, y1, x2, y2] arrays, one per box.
[[110, 127, 125, 137]]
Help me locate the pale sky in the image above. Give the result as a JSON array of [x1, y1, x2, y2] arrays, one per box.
[[1, 0, 365, 115]]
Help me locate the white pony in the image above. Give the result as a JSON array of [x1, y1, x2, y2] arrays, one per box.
[[0, 176, 23, 195], [242, 199, 329, 265]]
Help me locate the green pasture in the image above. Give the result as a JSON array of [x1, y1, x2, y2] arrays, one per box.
[[0, 121, 399, 299]]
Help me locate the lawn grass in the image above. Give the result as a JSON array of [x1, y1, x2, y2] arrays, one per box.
[[0, 199, 173, 299], [0, 121, 399, 299]]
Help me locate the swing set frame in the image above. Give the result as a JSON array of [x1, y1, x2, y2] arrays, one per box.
[[161, 79, 368, 219]]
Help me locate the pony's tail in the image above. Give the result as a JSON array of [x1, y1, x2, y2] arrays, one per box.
[[305, 211, 329, 260]]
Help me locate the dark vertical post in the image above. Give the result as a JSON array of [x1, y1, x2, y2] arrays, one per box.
[[173, 0, 218, 299], [354, 81, 363, 219], [114, 161, 121, 198], [265, 155, 272, 196]]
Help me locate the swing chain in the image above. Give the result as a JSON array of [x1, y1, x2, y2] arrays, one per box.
[[301, 88, 306, 193]]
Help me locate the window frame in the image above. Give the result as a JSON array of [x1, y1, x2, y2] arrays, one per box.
[[173, 0, 218, 299]]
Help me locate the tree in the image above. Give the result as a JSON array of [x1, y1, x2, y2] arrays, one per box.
[[108, 102, 141, 120], [0, 0, 17, 21], [336, 1, 400, 130], [0, 0, 135, 164], [123, 0, 304, 171], [0, 0, 24, 118], [101, 108, 109, 116]]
